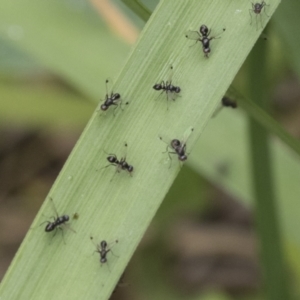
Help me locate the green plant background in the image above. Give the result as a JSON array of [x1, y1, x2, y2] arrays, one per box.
[[0, 0, 300, 300]]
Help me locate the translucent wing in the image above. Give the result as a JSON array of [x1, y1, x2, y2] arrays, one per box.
[[105, 77, 114, 96], [167, 65, 174, 83], [158, 133, 171, 147], [185, 30, 201, 41], [120, 142, 129, 161], [158, 134, 173, 166], [64, 223, 76, 233], [211, 27, 226, 39], [49, 197, 59, 218], [181, 126, 194, 145]]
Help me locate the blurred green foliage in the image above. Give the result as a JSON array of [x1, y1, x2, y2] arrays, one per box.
[[0, 0, 300, 299]]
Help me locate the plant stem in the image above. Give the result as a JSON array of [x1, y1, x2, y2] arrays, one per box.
[[248, 32, 291, 299], [228, 85, 300, 158], [121, 0, 151, 21]]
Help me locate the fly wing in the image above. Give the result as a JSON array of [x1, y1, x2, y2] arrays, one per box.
[[185, 30, 201, 41], [49, 197, 59, 218], [167, 65, 174, 83], [158, 133, 171, 148], [105, 77, 114, 96], [182, 126, 194, 145], [120, 142, 129, 161], [158, 134, 173, 165], [180, 126, 194, 156], [90, 236, 98, 248], [64, 223, 76, 233]]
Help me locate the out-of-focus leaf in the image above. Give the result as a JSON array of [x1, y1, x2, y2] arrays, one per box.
[[189, 109, 300, 249], [273, 0, 300, 77], [0, 82, 93, 129], [0, 0, 281, 299], [0, 0, 130, 98], [0, 38, 40, 72]]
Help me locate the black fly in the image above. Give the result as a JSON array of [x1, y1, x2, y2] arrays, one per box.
[[90, 237, 118, 267], [40, 197, 75, 242], [159, 127, 194, 167], [153, 65, 181, 106], [98, 79, 127, 114], [100, 143, 134, 179], [44, 214, 69, 233], [185, 25, 225, 58], [249, 1, 269, 30]]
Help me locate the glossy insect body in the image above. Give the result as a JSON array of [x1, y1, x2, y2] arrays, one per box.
[[90, 237, 118, 265], [153, 81, 181, 95], [222, 96, 237, 108], [199, 25, 212, 56], [119, 157, 134, 173], [106, 154, 134, 174], [100, 92, 121, 111], [170, 139, 188, 161], [102, 143, 134, 176], [159, 127, 194, 167], [153, 66, 181, 104], [186, 25, 225, 58], [99, 79, 125, 113], [45, 215, 69, 232], [98, 240, 110, 264], [253, 1, 267, 14], [40, 198, 75, 243], [249, 1, 269, 29], [200, 24, 209, 36]]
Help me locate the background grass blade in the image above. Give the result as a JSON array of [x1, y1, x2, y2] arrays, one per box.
[[0, 0, 129, 98], [0, 0, 281, 299], [227, 86, 300, 157], [248, 36, 290, 300], [121, 0, 151, 21], [273, 0, 300, 77]]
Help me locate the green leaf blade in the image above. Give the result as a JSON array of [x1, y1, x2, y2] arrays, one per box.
[[0, 0, 281, 299]]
